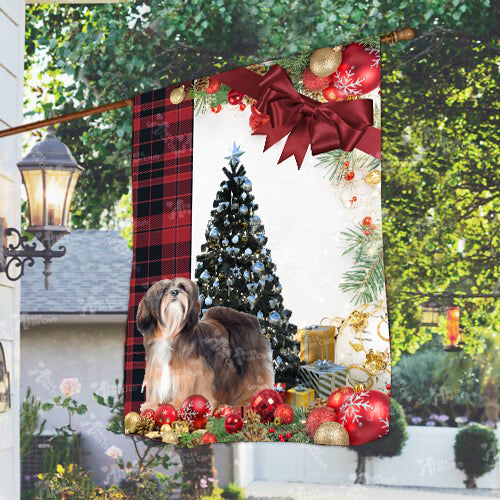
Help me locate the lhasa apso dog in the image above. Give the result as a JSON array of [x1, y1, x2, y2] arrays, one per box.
[[137, 277, 274, 411]]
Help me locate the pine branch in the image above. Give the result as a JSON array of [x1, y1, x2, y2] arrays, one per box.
[[357, 35, 381, 49], [274, 50, 312, 85], [188, 84, 231, 115]]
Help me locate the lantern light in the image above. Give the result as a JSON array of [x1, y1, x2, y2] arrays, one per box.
[[420, 299, 440, 327]]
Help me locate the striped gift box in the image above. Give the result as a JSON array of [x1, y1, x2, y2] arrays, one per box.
[[298, 361, 347, 399]]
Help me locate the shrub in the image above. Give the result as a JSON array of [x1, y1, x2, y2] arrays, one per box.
[[454, 423, 498, 488]]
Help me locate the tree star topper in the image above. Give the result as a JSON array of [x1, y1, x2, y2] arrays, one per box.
[[225, 142, 245, 166]]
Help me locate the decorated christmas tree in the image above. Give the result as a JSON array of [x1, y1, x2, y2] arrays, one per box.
[[195, 143, 300, 383]]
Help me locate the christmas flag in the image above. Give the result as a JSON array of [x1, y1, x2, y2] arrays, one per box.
[[124, 40, 391, 446]]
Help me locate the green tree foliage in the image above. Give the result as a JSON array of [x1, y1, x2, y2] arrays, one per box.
[[454, 423, 498, 488], [24, 2, 498, 360], [382, 30, 499, 361]]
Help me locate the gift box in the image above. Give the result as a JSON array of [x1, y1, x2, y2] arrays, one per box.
[[298, 360, 347, 399], [285, 385, 315, 407], [296, 319, 338, 363]]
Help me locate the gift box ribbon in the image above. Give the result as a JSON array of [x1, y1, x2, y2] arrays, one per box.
[[217, 65, 380, 168]]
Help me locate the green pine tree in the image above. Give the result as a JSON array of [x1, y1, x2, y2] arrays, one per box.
[[195, 143, 300, 384]]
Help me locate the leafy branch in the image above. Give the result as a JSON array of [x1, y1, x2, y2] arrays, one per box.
[[339, 223, 385, 305]]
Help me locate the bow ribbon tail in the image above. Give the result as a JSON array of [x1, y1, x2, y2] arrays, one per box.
[[277, 119, 311, 168]]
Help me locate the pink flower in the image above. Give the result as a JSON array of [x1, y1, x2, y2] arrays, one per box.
[[59, 378, 81, 398], [105, 445, 123, 460], [200, 479, 208, 489]]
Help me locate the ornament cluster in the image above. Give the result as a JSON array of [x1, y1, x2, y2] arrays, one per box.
[[303, 43, 380, 101], [124, 385, 390, 447]]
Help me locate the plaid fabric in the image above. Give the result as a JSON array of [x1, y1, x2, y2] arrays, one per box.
[[124, 84, 194, 414]]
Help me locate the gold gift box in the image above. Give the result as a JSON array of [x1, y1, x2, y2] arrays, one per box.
[[285, 386, 315, 407], [296, 322, 337, 363]]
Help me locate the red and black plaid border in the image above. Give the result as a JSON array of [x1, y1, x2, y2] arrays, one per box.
[[124, 85, 194, 414]]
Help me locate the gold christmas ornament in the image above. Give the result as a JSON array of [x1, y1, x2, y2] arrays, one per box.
[[364, 349, 388, 375], [145, 431, 161, 439], [160, 423, 172, 434], [124, 411, 140, 434], [244, 95, 257, 106], [161, 430, 179, 445], [247, 63, 268, 75], [171, 420, 190, 435], [192, 429, 208, 438], [354, 383, 366, 393], [170, 85, 186, 105], [365, 170, 382, 186], [273, 416, 283, 426], [314, 422, 350, 446], [309, 46, 343, 77], [349, 310, 369, 332]]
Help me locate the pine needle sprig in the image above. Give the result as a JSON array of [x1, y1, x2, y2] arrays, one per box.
[[188, 83, 231, 115], [357, 35, 381, 49], [274, 50, 312, 85], [339, 223, 385, 305]]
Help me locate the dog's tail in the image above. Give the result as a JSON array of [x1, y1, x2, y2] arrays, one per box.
[[201, 306, 263, 376]]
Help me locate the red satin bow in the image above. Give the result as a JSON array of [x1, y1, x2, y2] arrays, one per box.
[[252, 65, 374, 168]]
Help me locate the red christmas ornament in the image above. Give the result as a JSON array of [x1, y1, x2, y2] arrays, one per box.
[[327, 386, 354, 412], [140, 409, 155, 420], [179, 394, 213, 430], [154, 404, 178, 427], [331, 43, 380, 97], [227, 89, 244, 105], [250, 389, 283, 423], [249, 113, 270, 132], [274, 404, 294, 425], [362, 216, 373, 227], [387, 392, 391, 397], [239, 103, 247, 111], [269, 427, 275, 433], [213, 405, 233, 419], [322, 84, 347, 102], [201, 432, 218, 444], [344, 171, 355, 181], [386, 384, 391, 390], [305, 407, 337, 439], [211, 105, 222, 114], [206, 77, 221, 94], [338, 390, 390, 445], [364, 229, 371, 236], [224, 413, 244, 434], [302, 66, 331, 91]]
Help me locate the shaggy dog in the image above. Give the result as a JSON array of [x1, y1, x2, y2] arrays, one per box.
[[137, 277, 274, 411]]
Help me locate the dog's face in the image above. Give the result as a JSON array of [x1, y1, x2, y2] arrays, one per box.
[[136, 278, 201, 342]]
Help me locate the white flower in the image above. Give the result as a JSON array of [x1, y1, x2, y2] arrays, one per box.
[[105, 445, 123, 460], [59, 378, 81, 398]]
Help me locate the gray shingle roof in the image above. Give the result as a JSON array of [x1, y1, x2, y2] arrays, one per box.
[[21, 230, 132, 314]]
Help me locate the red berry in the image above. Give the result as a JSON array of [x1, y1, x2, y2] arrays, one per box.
[[285, 432, 292, 439], [302, 66, 331, 91], [387, 392, 391, 397], [344, 171, 355, 181], [206, 77, 221, 94], [211, 105, 222, 113], [371, 224, 377, 230], [278, 434, 284, 440], [386, 384, 391, 390], [362, 216, 373, 227], [364, 229, 370, 236], [352, 196, 357, 202], [344, 161, 350, 167], [239, 103, 247, 111], [269, 427, 274, 433]]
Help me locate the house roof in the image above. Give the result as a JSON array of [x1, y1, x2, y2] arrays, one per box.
[[21, 230, 132, 314]]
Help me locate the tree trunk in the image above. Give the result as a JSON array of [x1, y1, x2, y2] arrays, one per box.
[[179, 445, 216, 498], [354, 453, 366, 484], [464, 475, 477, 489]]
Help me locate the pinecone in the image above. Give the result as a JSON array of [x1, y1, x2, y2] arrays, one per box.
[[302, 88, 326, 103], [247, 63, 268, 75], [194, 76, 209, 92], [242, 424, 270, 442], [189, 437, 203, 447], [135, 416, 155, 435], [243, 409, 261, 425], [305, 397, 328, 416]]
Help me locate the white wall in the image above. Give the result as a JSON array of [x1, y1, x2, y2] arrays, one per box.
[[237, 426, 500, 489], [0, 1, 25, 498]]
